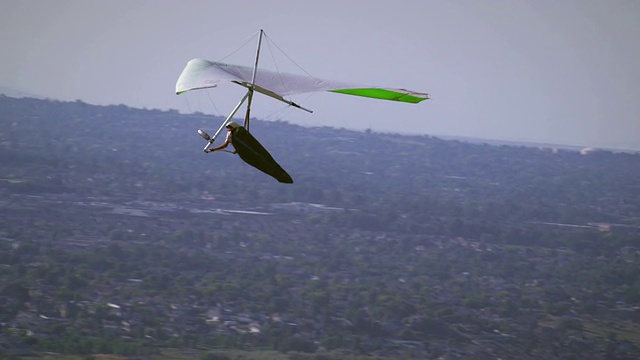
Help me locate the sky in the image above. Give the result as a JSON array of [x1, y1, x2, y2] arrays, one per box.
[[2, 0, 639, 150]]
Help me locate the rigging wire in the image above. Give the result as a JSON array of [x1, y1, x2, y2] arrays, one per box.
[[217, 31, 260, 62], [262, 103, 293, 122], [185, 32, 261, 122], [188, 30, 319, 127], [263, 32, 317, 79], [265, 37, 291, 97], [189, 30, 261, 120], [259, 32, 319, 125], [183, 93, 193, 113], [181, 90, 221, 119], [205, 89, 221, 116]]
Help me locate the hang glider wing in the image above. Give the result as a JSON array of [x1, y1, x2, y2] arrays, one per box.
[[175, 58, 429, 105]]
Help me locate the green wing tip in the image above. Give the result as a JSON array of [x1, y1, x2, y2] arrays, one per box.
[[330, 88, 429, 104]]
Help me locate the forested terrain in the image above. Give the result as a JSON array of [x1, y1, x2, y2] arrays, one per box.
[[1, 95, 640, 359]]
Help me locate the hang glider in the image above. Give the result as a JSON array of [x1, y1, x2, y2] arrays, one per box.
[[175, 29, 430, 184]]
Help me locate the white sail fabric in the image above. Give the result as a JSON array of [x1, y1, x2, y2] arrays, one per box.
[[176, 58, 356, 96], [176, 58, 429, 104]]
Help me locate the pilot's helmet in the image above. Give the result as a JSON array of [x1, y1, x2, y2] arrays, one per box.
[[226, 122, 241, 130]]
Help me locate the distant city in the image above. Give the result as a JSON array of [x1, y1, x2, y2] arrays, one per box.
[[2, 95, 640, 359]]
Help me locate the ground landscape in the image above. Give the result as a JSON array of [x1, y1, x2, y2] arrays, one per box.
[[1, 95, 640, 359]]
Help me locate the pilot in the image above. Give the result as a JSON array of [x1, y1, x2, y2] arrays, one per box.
[[207, 122, 241, 154]]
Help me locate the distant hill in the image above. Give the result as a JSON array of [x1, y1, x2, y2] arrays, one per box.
[[434, 134, 639, 155], [1, 94, 639, 221], [0, 86, 45, 99]]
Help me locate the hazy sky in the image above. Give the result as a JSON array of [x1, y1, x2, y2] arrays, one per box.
[[2, 0, 639, 150]]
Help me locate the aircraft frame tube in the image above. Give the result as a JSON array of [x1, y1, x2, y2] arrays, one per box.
[[244, 29, 264, 132], [203, 90, 251, 152]]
